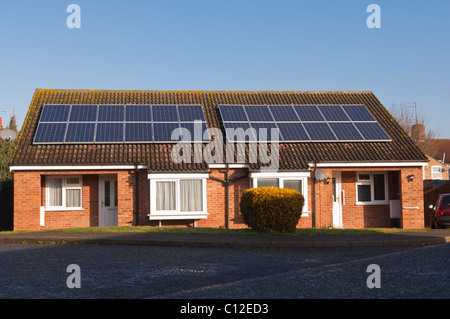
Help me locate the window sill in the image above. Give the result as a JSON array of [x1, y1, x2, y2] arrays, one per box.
[[355, 202, 389, 206], [45, 207, 84, 212], [148, 211, 209, 220]]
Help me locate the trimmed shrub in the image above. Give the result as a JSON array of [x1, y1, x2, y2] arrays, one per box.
[[240, 187, 304, 233]]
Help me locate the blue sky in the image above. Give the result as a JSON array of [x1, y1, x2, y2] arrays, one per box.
[[0, 0, 449, 137]]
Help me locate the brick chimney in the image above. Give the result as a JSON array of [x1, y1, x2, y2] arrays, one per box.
[[411, 123, 426, 141]]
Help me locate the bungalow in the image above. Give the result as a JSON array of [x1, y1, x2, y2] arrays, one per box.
[[10, 89, 428, 230]]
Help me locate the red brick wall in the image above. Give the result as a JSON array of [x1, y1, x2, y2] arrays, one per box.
[[13, 166, 425, 230]]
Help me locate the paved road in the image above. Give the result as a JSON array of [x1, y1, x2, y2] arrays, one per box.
[[0, 242, 448, 301]]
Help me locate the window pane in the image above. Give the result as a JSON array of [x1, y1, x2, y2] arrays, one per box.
[[156, 181, 176, 211], [180, 180, 202, 212], [258, 178, 279, 188], [66, 189, 81, 207], [284, 180, 302, 193], [104, 181, 110, 207], [66, 177, 80, 185], [49, 178, 63, 206], [358, 185, 371, 202], [114, 181, 118, 207], [358, 174, 371, 181], [373, 174, 385, 201]]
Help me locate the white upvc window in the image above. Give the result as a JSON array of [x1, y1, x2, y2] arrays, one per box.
[[356, 172, 388, 205], [148, 174, 208, 220], [46, 176, 83, 210], [431, 166, 442, 180], [250, 172, 309, 215]]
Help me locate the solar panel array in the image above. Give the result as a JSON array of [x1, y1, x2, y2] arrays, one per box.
[[218, 104, 391, 142], [33, 104, 209, 144]]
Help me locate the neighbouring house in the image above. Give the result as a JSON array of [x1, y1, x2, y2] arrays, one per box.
[[10, 89, 428, 230]]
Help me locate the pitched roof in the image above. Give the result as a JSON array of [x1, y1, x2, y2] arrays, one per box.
[[10, 89, 428, 171]]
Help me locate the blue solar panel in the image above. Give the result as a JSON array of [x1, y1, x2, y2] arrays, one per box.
[[126, 105, 152, 122], [153, 122, 181, 142], [39, 105, 70, 122], [152, 105, 178, 122], [318, 105, 350, 121], [125, 123, 153, 142], [178, 105, 206, 122], [69, 105, 98, 122], [33, 122, 67, 143], [250, 122, 279, 142], [96, 123, 124, 142], [219, 105, 247, 122], [277, 123, 309, 141], [354, 122, 390, 141], [293, 105, 325, 121], [223, 122, 255, 142], [65, 123, 96, 143], [98, 105, 124, 122], [244, 105, 273, 122], [329, 123, 364, 141], [269, 105, 300, 122], [303, 123, 336, 141], [342, 105, 375, 121]]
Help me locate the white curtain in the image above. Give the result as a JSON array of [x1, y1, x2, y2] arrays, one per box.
[[156, 181, 176, 210], [66, 189, 81, 207], [180, 180, 202, 212], [49, 178, 62, 206]]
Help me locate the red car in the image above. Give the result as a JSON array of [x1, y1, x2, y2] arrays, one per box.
[[429, 193, 450, 229]]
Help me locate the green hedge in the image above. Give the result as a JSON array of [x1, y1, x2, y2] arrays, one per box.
[[240, 187, 304, 233]]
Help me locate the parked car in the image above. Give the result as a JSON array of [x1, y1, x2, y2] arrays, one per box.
[[429, 193, 450, 229]]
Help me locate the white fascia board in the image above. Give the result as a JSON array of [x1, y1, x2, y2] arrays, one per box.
[[10, 165, 148, 171], [250, 172, 310, 178], [307, 162, 428, 168], [147, 173, 210, 179]]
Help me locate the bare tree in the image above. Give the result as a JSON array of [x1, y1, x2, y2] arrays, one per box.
[[388, 103, 440, 157]]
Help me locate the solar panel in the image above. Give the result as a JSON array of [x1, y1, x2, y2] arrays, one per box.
[[65, 123, 96, 143], [250, 122, 279, 141], [126, 105, 152, 122], [125, 123, 153, 142], [96, 123, 124, 142], [39, 105, 70, 122], [152, 105, 178, 122], [34, 104, 210, 144], [342, 105, 375, 121], [293, 105, 325, 121], [318, 105, 350, 121], [269, 105, 300, 122], [219, 105, 247, 122], [354, 122, 390, 141], [277, 123, 309, 141], [244, 105, 273, 122], [218, 104, 391, 143], [33, 122, 67, 143], [178, 105, 206, 122], [223, 122, 255, 142], [303, 123, 336, 141], [69, 105, 98, 122], [329, 122, 364, 141]]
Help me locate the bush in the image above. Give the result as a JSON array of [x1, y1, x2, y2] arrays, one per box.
[[240, 187, 304, 233]]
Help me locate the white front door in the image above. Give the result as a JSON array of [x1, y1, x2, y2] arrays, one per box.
[[99, 175, 118, 227], [332, 172, 343, 228]]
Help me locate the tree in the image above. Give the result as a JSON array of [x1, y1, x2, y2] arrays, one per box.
[[388, 104, 440, 157], [0, 114, 19, 183]]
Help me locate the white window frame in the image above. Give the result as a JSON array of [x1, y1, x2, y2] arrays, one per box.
[[250, 172, 310, 215], [356, 172, 388, 205], [148, 173, 208, 220], [431, 166, 443, 180], [45, 175, 83, 211]]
